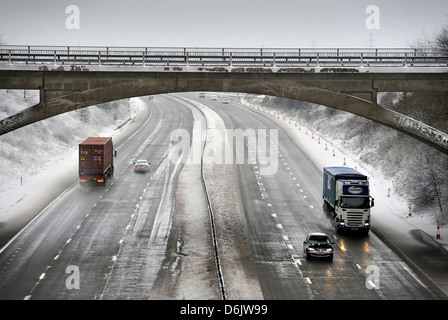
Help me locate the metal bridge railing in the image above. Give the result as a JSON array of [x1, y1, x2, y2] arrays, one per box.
[[1, 45, 447, 67]]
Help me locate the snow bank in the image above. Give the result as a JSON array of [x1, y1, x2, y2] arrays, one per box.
[[180, 97, 264, 299]]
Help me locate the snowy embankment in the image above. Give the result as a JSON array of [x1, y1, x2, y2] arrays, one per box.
[[238, 95, 448, 248], [0, 89, 147, 226]]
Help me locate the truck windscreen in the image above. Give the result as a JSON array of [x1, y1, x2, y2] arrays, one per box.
[[340, 197, 370, 209]]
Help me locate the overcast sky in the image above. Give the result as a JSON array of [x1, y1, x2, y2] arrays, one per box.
[[1, 0, 447, 48]]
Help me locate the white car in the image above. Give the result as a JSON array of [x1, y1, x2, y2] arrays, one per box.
[[133, 159, 151, 172]]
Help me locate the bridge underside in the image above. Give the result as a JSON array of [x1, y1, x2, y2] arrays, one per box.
[[0, 70, 448, 154]]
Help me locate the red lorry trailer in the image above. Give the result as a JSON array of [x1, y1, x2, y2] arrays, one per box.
[[79, 137, 115, 185]]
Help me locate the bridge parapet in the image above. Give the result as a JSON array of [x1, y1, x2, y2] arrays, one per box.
[[1, 45, 448, 69]]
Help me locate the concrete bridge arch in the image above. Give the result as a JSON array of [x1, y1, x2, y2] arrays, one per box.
[[0, 70, 447, 155]]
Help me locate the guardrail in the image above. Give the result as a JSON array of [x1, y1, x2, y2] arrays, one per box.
[[1, 45, 447, 67]]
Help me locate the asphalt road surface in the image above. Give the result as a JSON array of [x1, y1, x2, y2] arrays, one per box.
[[183, 92, 441, 300], [0, 96, 194, 299], [0, 92, 445, 300]]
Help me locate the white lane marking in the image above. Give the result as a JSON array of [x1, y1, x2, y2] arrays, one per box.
[[39, 273, 45, 280], [305, 277, 312, 284], [356, 264, 362, 270], [271, 213, 278, 218], [283, 235, 289, 241], [400, 262, 431, 290], [287, 244, 294, 250], [276, 224, 283, 229]]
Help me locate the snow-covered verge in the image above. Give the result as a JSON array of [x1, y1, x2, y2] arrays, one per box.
[[180, 96, 264, 299], [237, 94, 448, 248], [0, 89, 145, 222]]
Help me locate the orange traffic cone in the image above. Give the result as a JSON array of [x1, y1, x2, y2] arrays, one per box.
[[436, 223, 441, 239]]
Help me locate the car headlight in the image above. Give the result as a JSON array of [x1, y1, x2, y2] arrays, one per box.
[[325, 248, 333, 252], [307, 248, 315, 251]]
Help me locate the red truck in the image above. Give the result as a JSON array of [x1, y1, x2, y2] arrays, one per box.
[[79, 137, 116, 185]]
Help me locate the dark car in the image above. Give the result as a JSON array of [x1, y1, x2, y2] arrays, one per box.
[[303, 232, 334, 261]]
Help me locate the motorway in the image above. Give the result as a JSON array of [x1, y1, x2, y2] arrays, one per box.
[[0, 92, 444, 300], [182, 93, 440, 300], [0, 96, 196, 299]]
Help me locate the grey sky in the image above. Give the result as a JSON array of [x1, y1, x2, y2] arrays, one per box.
[[0, 0, 447, 48]]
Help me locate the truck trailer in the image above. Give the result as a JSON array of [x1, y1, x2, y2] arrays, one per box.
[[323, 166, 374, 234], [79, 137, 116, 186]]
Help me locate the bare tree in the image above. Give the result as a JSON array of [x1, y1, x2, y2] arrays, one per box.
[[409, 19, 448, 54], [435, 23, 448, 50]]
